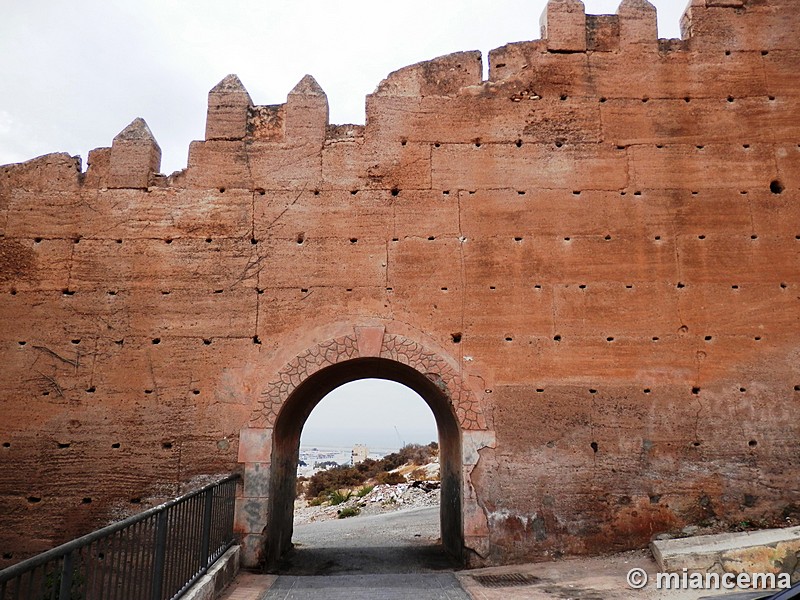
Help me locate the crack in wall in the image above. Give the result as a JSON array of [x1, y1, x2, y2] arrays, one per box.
[[146, 351, 161, 403], [384, 239, 393, 317], [745, 191, 757, 237], [254, 287, 260, 344], [673, 227, 686, 328], [65, 243, 76, 291], [756, 52, 783, 201], [250, 191, 256, 243], [457, 189, 466, 372], [87, 338, 99, 388], [263, 186, 306, 232], [243, 139, 255, 242], [32, 344, 79, 369], [234, 185, 308, 287], [62, 302, 116, 336], [692, 395, 704, 446], [589, 393, 597, 479]]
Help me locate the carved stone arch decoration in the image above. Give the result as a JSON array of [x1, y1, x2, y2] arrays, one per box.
[[248, 326, 487, 431]]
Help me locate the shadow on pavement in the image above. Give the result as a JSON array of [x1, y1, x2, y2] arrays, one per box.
[[272, 542, 463, 575]]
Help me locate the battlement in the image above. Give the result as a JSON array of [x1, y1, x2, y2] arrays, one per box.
[[538, 0, 657, 53], [375, 0, 795, 97], [2, 0, 797, 190], [535, 0, 795, 55]]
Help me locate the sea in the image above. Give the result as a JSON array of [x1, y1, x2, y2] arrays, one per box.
[[297, 444, 399, 477]]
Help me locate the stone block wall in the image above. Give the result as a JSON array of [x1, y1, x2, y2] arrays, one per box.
[[0, 0, 798, 567]]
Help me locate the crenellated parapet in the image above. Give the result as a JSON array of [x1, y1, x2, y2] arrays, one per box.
[[203, 73, 328, 146], [540, 0, 588, 52], [2, 0, 793, 193], [373, 51, 483, 98], [538, 0, 656, 53], [205, 74, 253, 141], [285, 75, 329, 145], [536, 0, 793, 56], [109, 118, 162, 189], [182, 73, 331, 190]]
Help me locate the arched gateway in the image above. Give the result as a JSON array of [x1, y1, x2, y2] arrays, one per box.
[[234, 326, 495, 569]]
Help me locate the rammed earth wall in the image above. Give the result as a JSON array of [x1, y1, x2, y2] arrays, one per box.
[[1, 0, 798, 568]]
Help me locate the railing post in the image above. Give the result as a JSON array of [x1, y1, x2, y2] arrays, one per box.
[[0, 475, 238, 600], [200, 488, 214, 568], [151, 511, 168, 600], [58, 551, 73, 600]]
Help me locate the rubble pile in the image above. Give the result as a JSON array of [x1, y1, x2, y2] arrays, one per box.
[[294, 479, 441, 525]]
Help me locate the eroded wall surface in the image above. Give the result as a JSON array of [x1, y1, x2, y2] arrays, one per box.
[[1, 0, 798, 567]]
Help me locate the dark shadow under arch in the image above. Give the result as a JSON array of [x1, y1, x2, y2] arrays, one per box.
[[264, 356, 464, 570]]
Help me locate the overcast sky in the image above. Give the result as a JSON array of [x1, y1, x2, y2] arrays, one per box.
[[1, 1, 687, 175], [300, 380, 437, 450]]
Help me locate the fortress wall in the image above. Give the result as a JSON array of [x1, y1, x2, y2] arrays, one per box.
[[1, 0, 798, 566]]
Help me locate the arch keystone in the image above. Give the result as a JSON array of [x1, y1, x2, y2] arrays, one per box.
[[355, 325, 385, 357]]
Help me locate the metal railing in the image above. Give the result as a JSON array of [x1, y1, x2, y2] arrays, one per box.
[[0, 474, 240, 600]]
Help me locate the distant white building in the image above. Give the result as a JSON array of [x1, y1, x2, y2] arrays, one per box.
[[351, 444, 368, 465]]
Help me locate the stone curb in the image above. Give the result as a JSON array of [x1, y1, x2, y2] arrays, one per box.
[[181, 545, 241, 600]]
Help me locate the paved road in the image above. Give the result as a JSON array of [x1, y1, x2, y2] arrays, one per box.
[[274, 506, 461, 575], [259, 506, 470, 599], [262, 573, 471, 599]]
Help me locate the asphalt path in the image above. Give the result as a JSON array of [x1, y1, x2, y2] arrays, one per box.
[[273, 506, 462, 575]]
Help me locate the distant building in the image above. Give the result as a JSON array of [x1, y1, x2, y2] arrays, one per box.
[[351, 444, 368, 465]]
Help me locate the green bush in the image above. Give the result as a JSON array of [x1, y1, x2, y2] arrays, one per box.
[[338, 507, 360, 519], [328, 489, 352, 505], [356, 485, 374, 498]]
